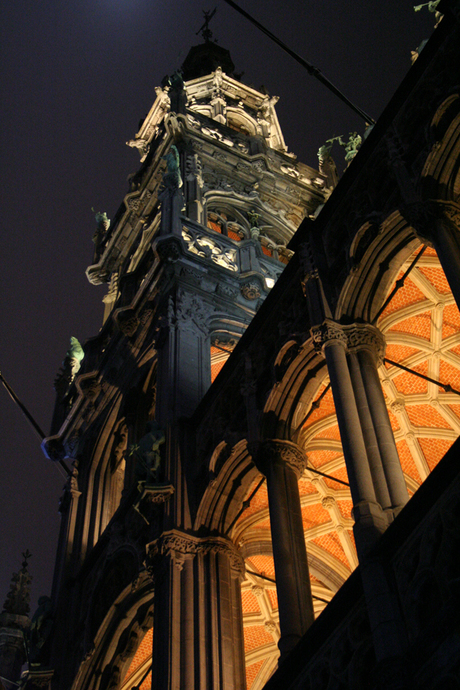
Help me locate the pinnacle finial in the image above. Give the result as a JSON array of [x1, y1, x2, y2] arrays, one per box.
[[2, 552, 32, 616], [196, 7, 217, 43]]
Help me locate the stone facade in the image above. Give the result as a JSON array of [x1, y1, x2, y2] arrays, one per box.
[[4, 3, 460, 689]]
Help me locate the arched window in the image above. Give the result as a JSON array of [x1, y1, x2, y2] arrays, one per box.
[[207, 210, 246, 241]]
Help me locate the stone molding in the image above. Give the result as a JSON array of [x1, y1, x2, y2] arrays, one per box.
[[147, 530, 244, 574], [311, 319, 386, 361]]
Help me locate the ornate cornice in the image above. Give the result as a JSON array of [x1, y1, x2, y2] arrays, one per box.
[[147, 530, 244, 574]]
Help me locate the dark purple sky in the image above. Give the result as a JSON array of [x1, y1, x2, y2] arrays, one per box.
[[0, 0, 435, 614]]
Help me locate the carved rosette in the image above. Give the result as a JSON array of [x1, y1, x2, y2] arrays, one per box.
[[240, 281, 261, 300], [258, 439, 306, 478], [147, 530, 245, 575]]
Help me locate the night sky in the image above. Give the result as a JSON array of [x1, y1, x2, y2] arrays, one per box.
[[0, 0, 436, 615]]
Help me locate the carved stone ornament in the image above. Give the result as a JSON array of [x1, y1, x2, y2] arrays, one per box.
[[157, 237, 181, 263], [79, 375, 102, 403], [22, 669, 54, 690], [175, 288, 214, 334], [344, 323, 386, 361], [147, 530, 244, 574], [258, 439, 307, 478], [141, 483, 175, 504], [310, 320, 385, 360], [435, 199, 460, 230], [182, 227, 238, 272], [240, 281, 261, 300], [321, 496, 337, 510], [116, 308, 140, 337], [310, 319, 347, 352]]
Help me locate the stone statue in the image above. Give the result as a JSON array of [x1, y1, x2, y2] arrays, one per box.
[[92, 210, 110, 262], [342, 132, 362, 162], [162, 145, 183, 189], [66, 337, 85, 378], [130, 420, 165, 483], [54, 337, 85, 397], [168, 71, 187, 114], [317, 137, 341, 188], [28, 595, 53, 663], [414, 0, 442, 24], [248, 210, 260, 228]]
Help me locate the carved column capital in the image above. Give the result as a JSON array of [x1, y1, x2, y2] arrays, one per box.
[[256, 439, 306, 479], [146, 530, 244, 575], [343, 323, 386, 363], [310, 319, 347, 353], [311, 320, 386, 362]]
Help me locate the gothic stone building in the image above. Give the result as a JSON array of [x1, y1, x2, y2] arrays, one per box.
[[2, 1, 460, 688]]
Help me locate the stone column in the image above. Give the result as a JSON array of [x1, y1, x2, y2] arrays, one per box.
[[148, 531, 246, 690], [357, 347, 408, 516], [312, 321, 409, 687], [255, 440, 314, 661], [432, 201, 460, 311], [347, 324, 409, 520], [311, 320, 388, 552]]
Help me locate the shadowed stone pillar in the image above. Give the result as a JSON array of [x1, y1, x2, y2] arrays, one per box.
[[408, 200, 460, 312], [255, 440, 314, 661], [148, 531, 246, 690]]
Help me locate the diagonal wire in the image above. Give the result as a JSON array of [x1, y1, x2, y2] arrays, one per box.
[[383, 358, 460, 395], [372, 244, 427, 324], [222, 0, 375, 124], [0, 370, 72, 477]]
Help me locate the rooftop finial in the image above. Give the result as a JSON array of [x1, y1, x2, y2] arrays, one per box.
[[2, 551, 32, 616], [196, 7, 217, 43]]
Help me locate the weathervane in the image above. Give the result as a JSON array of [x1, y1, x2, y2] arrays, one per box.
[[196, 7, 217, 43]]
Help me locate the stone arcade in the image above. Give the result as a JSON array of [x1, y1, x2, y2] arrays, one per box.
[[1, 2, 460, 688]]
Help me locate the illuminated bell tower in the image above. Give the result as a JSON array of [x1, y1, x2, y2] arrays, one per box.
[[40, 36, 327, 690]]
